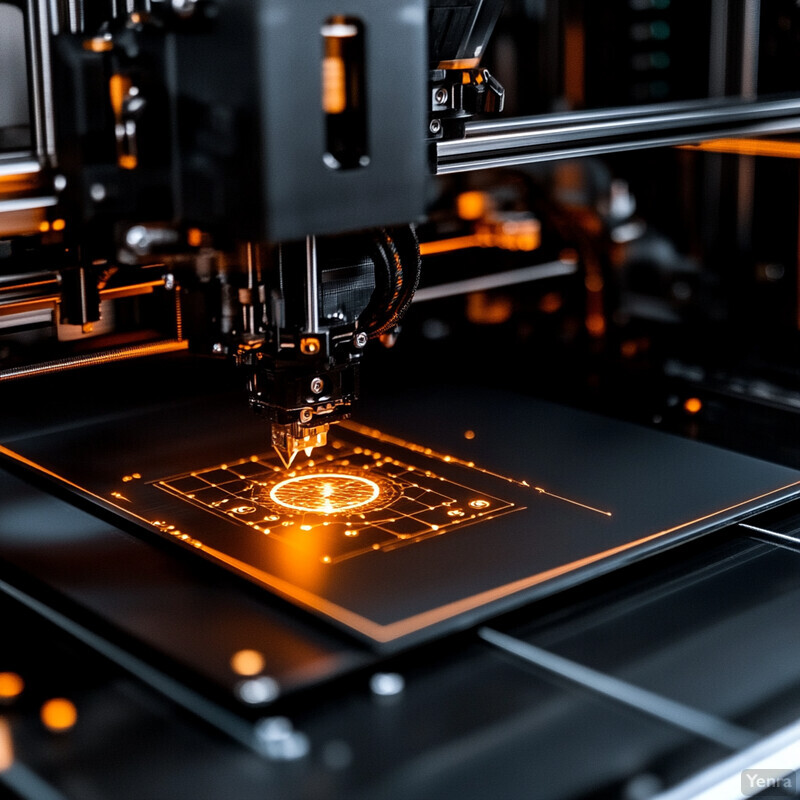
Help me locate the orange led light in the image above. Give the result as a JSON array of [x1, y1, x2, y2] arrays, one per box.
[[187, 228, 203, 247], [300, 337, 320, 355], [230, 649, 265, 676], [38, 221, 50, 233], [40, 698, 77, 733], [52, 218, 65, 231], [83, 36, 113, 53], [684, 397, 703, 415], [586, 313, 606, 336], [464, 430, 476, 440], [0, 673, 23, 701], [457, 191, 487, 221]]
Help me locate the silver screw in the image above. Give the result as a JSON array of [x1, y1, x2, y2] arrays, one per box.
[[90, 183, 106, 202], [434, 87, 448, 104], [254, 717, 310, 761], [212, 342, 224, 354], [370, 672, 405, 697], [310, 377, 323, 394], [236, 676, 280, 705], [429, 119, 442, 135], [163, 273, 175, 290], [299, 407, 313, 423], [171, 0, 197, 16], [354, 331, 368, 349]]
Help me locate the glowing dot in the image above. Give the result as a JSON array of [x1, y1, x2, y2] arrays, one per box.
[[122, 476, 131, 482], [230, 649, 265, 676], [469, 499, 490, 509], [444, 456, 451, 462], [300, 525, 312, 531], [322, 555, 332, 563], [372, 544, 381, 550], [464, 430, 476, 440], [431, 525, 439, 531], [38, 220, 50, 232], [0, 673, 24, 700], [262, 529, 271, 534], [684, 397, 702, 414], [345, 530, 358, 537], [41, 699, 78, 733], [132, 473, 141, 479], [269, 473, 380, 514]]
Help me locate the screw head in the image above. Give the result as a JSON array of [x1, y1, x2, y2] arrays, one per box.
[[90, 183, 107, 202], [310, 377, 323, 394], [354, 331, 368, 348], [370, 672, 405, 697], [434, 87, 448, 104], [299, 407, 313, 423], [429, 119, 442, 135], [171, 0, 197, 16]]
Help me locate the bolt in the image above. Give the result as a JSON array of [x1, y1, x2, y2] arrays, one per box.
[[90, 183, 106, 202], [125, 225, 147, 249], [354, 331, 368, 349], [236, 676, 280, 705], [171, 0, 197, 16], [370, 672, 405, 697], [310, 377, 323, 394], [163, 273, 175, 290], [434, 87, 448, 105], [212, 342, 224, 354], [254, 717, 310, 761], [299, 407, 313, 423], [429, 119, 442, 135]]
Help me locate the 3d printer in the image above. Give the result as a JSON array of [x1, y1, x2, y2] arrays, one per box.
[[5, 1, 800, 798]]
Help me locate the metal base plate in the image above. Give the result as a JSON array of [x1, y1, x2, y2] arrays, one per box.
[[3, 380, 799, 650]]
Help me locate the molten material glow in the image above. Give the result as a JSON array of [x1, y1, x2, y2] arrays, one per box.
[[269, 473, 380, 514]]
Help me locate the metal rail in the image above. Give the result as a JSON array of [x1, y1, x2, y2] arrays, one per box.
[[436, 96, 800, 174]]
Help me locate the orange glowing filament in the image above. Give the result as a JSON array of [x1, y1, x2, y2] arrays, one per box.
[[269, 473, 380, 514]]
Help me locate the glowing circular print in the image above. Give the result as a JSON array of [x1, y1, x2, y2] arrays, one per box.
[[269, 473, 382, 514]]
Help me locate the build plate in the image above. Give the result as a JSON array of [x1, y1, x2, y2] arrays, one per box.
[[2, 384, 799, 649]]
